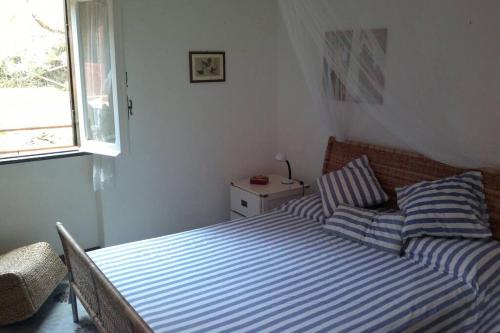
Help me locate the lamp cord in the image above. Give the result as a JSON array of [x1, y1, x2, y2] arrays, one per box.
[[294, 179, 305, 197]]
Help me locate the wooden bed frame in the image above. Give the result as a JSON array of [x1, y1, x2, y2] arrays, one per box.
[[56, 223, 153, 333], [55, 137, 500, 333], [323, 137, 500, 240]]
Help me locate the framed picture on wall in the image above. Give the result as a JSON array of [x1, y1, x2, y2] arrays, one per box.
[[189, 51, 226, 83], [325, 28, 387, 104]]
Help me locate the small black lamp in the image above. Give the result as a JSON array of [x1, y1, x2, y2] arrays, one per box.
[[275, 153, 294, 184]]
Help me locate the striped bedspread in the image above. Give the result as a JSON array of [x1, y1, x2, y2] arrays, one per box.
[[88, 209, 500, 333]]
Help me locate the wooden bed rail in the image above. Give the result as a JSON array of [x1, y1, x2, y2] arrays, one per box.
[[56, 222, 153, 333]]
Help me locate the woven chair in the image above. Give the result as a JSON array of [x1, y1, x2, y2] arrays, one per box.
[[0, 242, 67, 326], [56, 222, 152, 333]]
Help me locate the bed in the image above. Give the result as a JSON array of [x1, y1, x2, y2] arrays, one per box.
[[57, 137, 500, 333]]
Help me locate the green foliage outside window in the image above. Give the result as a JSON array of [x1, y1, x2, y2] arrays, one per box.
[[0, 1, 69, 91]]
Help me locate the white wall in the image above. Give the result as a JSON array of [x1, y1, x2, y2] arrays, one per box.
[[99, 0, 279, 245], [0, 156, 99, 254], [276, 0, 500, 183]]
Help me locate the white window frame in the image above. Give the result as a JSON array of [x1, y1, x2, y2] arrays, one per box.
[[68, 0, 124, 157], [0, 0, 126, 164]]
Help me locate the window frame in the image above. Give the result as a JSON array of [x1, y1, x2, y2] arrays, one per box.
[[0, 149, 89, 165], [68, 0, 122, 157], [0, 0, 125, 163], [0, 0, 78, 161], [65, 0, 80, 150]]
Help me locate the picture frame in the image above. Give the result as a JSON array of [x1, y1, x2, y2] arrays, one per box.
[[325, 28, 387, 105], [189, 51, 226, 83]]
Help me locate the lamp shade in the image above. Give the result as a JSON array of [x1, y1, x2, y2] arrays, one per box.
[[275, 153, 287, 162]]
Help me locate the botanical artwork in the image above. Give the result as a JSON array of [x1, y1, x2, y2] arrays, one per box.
[[325, 28, 387, 104], [189, 52, 225, 83]]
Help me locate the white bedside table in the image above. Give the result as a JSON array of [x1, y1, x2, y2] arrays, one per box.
[[229, 174, 309, 220]]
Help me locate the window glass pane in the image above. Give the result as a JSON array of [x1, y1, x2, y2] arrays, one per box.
[[77, 1, 116, 144], [0, 0, 75, 157]]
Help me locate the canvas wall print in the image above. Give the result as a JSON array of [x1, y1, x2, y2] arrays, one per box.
[[189, 52, 225, 83], [325, 28, 387, 104], [325, 30, 354, 102]]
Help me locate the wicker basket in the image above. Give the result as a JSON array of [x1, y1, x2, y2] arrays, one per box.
[[0, 242, 67, 326]]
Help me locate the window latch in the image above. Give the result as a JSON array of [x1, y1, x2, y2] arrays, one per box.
[[127, 97, 134, 118], [126, 72, 133, 118]]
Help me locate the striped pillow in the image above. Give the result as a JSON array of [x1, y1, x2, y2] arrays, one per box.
[[324, 205, 405, 255], [405, 237, 500, 292], [281, 193, 326, 223], [396, 171, 491, 240], [317, 155, 388, 217]]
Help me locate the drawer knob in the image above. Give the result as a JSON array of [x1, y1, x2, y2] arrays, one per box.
[[241, 200, 248, 208]]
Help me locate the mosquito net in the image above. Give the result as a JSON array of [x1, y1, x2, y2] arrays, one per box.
[[278, 0, 500, 169]]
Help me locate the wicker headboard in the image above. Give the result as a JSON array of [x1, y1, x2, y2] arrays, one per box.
[[322, 137, 500, 241]]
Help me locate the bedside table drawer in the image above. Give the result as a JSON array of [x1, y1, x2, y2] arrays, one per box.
[[230, 186, 261, 217]]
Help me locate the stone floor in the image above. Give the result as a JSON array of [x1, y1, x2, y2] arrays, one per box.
[[0, 282, 97, 333]]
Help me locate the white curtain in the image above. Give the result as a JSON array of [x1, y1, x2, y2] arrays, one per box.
[[77, 0, 116, 190], [92, 154, 115, 191], [278, 0, 500, 169]]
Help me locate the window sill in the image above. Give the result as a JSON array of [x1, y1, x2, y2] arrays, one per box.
[[0, 149, 91, 165]]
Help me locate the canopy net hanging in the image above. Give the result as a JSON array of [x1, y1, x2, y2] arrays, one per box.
[[278, 0, 500, 169]]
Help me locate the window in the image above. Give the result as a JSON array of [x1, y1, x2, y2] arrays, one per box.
[[0, 0, 122, 161]]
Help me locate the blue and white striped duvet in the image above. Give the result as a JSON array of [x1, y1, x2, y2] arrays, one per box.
[[88, 209, 500, 333]]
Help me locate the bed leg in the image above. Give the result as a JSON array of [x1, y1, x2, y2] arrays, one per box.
[[69, 284, 79, 323]]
